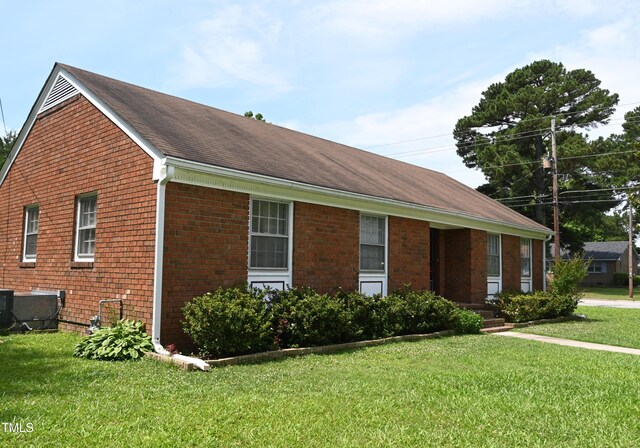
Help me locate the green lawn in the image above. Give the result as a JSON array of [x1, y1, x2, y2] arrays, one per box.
[[582, 286, 640, 300], [1, 332, 640, 447], [519, 306, 640, 349]]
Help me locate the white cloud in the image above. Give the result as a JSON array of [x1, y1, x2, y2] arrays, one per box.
[[526, 14, 640, 137], [175, 3, 291, 93]]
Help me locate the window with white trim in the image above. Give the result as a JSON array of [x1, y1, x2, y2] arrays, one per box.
[[520, 238, 531, 277], [250, 199, 289, 269], [487, 234, 501, 277], [75, 195, 97, 261], [23, 206, 39, 261], [360, 215, 386, 272], [587, 261, 606, 273]]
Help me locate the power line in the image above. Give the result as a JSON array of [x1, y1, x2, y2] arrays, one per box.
[[383, 116, 640, 160], [0, 98, 7, 134], [361, 100, 640, 151]]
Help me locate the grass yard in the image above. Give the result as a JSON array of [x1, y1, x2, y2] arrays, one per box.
[[519, 305, 640, 349], [1, 332, 640, 447], [582, 286, 640, 300]]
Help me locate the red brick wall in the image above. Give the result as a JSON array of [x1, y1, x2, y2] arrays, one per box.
[[0, 95, 157, 331], [388, 216, 429, 292], [502, 235, 521, 291], [533, 239, 544, 290], [161, 183, 250, 345], [443, 229, 487, 303], [292, 202, 359, 293]]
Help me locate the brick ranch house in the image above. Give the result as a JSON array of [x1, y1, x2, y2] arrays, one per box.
[[0, 64, 552, 348]]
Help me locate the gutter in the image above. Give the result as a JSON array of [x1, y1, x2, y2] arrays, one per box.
[[151, 162, 174, 354], [164, 156, 553, 239]]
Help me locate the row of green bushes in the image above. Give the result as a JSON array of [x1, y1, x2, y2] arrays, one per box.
[[487, 256, 586, 323], [612, 273, 640, 287], [182, 287, 483, 358]]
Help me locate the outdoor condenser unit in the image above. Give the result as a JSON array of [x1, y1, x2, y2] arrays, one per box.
[[0, 290, 59, 330], [0, 289, 14, 328]]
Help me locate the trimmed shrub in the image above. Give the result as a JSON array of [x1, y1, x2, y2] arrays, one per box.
[[73, 319, 154, 361], [383, 289, 458, 335], [182, 286, 472, 357], [453, 309, 483, 334], [182, 287, 273, 358], [489, 290, 578, 323], [268, 287, 353, 348], [612, 272, 640, 287], [336, 290, 388, 340]]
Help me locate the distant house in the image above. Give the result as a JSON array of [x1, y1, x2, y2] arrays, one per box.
[[580, 242, 639, 286], [0, 63, 552, 348]]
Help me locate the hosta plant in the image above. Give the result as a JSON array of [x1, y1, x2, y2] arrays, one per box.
[[73, 319, 154, 361]]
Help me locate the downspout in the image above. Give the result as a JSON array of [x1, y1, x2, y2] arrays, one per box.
[[152, 163, 174, 354], [543, 234, 552, 291]]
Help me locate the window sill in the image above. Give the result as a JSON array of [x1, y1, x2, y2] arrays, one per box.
[[71, 261, 94, 269], [19, 262, 36, 269]]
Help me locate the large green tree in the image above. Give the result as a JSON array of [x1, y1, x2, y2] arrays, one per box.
[[454, 60, 620, 250], [0, 130, 17, 170], [580, 106, 640, 243]]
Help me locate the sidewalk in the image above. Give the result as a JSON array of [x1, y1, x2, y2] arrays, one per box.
[[494, 332, 640, 356], [580, 299, 640, 309]]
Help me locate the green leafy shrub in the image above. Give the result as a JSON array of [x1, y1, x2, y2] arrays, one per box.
[[384, 289, 458, 335], [268, 287, 353, 348], [489, 290, 578, 323], [549, 255, 588, 299], [612, 272, 640, 287], [182, 287, 273, 358], [73, 319, 154, 361], [337, 290, 388, 340], [182, 286, 472, 357], [452, 309, 483, 334]]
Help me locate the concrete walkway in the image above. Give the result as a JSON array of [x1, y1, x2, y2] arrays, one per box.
[[494, 331, 640, 356], [580, 299, 640, 308]]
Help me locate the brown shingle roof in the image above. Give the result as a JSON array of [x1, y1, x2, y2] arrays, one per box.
[[59, 63, 550, 233]]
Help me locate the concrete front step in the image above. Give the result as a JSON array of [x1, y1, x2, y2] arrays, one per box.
[[481, 324, 515, 334], [482, 317, 506, 328]]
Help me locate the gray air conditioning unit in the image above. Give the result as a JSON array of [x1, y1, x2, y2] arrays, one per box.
[[0, 290, 59, 331], [0, 290, 14, 328]]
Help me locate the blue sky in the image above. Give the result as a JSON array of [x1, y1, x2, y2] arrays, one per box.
[[2, 0, 639, 187]]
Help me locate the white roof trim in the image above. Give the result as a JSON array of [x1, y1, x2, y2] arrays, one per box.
[[164, 156, 553, 239], [0, 64, 163, 187]]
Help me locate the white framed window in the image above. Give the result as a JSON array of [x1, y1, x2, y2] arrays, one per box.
[[360, 215, 386, 272], [520, 238, 531, 277], [23, 206, 39, 261], [249, 199, 289, 269], [587, 261, 606, 273], [487, 234, 501, 278], [75, 194, 97, 261]]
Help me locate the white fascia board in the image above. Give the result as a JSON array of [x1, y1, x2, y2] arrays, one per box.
[[0, 65, 163, 187], [0, 67, 61, 186], [163, 157, 553, 240], [57, 69, 164, 164]]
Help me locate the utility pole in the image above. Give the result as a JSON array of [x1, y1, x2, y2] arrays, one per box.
[[630, 196, 634, 300], [552, 118, 560, 262]]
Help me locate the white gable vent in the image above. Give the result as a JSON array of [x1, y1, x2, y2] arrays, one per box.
[[39, 75, 79, 113]]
